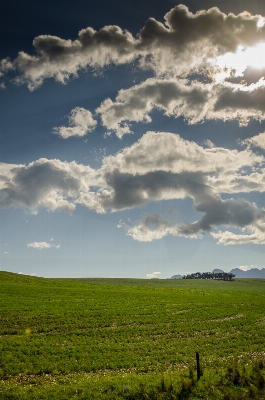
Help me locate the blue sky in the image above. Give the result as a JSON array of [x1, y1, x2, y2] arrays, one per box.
[[0, 0, 265, 278]]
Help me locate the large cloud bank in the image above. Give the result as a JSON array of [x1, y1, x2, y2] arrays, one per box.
[[1, 131, 264, 244]]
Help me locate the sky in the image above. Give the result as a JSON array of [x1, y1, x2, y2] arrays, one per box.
[[0, 0, 265, 279]]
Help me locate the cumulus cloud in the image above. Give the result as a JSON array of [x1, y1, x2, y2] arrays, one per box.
[[53, 107, 97, 139], [211, 228, 265, 245], [27, 242, 60, 249], [1, 5, 265, 89], [96, 78, 265, 136], [146, 271, 161, 279], [0, 158, 102, 213], [241, 131, 265, 149]]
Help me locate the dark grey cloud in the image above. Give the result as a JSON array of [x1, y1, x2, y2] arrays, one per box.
[[178, 195, 265, 236], [214, 84, 265, 113], [100, 170, 209, 210]]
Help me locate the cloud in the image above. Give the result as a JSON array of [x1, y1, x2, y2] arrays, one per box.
[[209, 42, 265, 82], [27, 242, 60, 249], [96, 78, 210, 136], [53, 107, 97, 139], [1, 5, 265, 89], [237, 265, 253, 271], [146, 271, 161, 279], [6, 27, 137, 90], [96, 78, 265, 136], [241, 131, 265, 149], [177, 196, 265, 237], [210, 170, 265, 194], [18, 272, 37, 276], [0, 58, 14, 77], [119, 213, 179, 242], [213, 80, 265, 125], [138, 6, 265, 77]]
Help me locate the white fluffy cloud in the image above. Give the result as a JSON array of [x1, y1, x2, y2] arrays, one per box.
[[1, 5, 265, 89], [0, 158, 102, 213], [27, 242, 60, 249], [54, 107, 97, 139]]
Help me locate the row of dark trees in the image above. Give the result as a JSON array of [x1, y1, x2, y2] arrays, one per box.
[[182, 272, 235, 280]]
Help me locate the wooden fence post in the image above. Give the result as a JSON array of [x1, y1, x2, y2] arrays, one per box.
[[196, 352, 201, 381]]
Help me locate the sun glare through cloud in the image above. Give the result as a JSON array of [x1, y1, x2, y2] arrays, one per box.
[[210, 42, 265, 82]]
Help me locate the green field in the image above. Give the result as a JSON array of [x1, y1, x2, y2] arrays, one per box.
[[0, 272, 265, 399]]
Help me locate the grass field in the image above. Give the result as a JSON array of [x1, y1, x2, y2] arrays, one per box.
[[0, 272, 265, 399]]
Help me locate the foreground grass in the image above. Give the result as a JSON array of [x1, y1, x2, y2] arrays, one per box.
[[1, 361, 265, 399], [0, 272, 265, 398]]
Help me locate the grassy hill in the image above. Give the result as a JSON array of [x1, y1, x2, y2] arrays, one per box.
[[0, 272, 264, 399]]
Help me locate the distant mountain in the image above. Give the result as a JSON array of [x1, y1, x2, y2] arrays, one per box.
[[229, 268, 265, 278], [212, 269, 224, 274], [170, 274, 182, 279]]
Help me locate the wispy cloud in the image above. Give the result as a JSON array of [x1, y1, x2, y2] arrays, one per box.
[[27, 242, 60, 249], [241, 131, 265, 150]]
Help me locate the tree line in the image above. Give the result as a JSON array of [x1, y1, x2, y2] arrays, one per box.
[[182, 272, 235, 280]]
